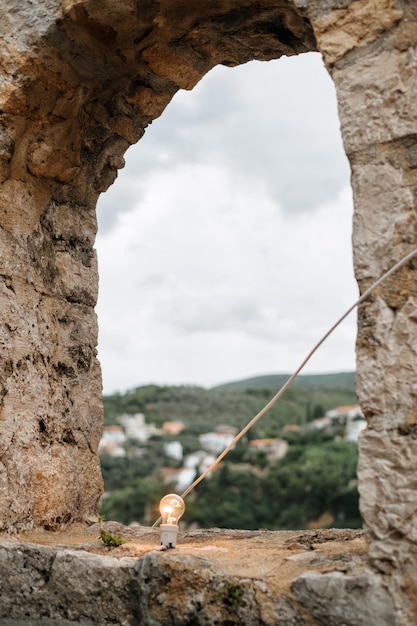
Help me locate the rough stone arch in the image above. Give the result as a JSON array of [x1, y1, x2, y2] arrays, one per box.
[[1, 0, 417, 618]]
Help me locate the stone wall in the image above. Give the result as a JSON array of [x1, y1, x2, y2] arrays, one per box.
[[0, 0, 316, 530], [312, 2, 417, 620], [0, 525, 394, 626], [1, 0, 417, 623]]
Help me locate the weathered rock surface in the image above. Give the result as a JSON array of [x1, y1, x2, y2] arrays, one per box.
[[1, 0, 417, 624], [292, 570, 396, 626], [0, 525, 379, 626], [0, 0, 316, 533]]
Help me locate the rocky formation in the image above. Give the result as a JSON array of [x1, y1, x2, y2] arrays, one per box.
[[322, 2, 417, 621], [0, 0, 317, 533], [0, 525, 391, 626], [1, 0, 417, 623]]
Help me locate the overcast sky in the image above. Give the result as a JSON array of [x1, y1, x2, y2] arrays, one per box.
[[96, 52, 357, 396]]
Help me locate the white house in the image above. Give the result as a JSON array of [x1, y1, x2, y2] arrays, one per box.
[[163, 450, 217, 492], [326, 405, 363, 421], [184, 450, 216, 470], [346, 418, 367, 442], [325, 404, 366, 442], [249, 438, 288, 462], [98, 425, 127, 457], [164, 441, 183, 462], [163, 467, 196, 493], [199, 426, 237, 454], [118, 413, 161, 442]]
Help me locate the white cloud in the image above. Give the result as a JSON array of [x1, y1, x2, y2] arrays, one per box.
[[96, 53, 356, 394], [98, 53, 350, 232]]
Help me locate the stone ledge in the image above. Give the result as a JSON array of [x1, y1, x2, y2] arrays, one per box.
[[0, 525, 395, 625]]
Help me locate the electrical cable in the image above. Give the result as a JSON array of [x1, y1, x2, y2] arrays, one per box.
[[152, 246, 417, 527]]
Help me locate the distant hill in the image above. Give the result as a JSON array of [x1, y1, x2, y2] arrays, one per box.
[[214, 371, 356, 391], [102, 372, 357, 435]]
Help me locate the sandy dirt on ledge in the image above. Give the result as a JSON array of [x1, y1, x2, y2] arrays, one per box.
[[1, 524, 367, 598]]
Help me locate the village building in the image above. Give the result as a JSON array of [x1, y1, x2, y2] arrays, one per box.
[[199, 425, 238, 454], [164, 441, 183, 462], [117, 413, 161, 442], [249, 438, 289, 462], [98, 426, 127, 457], [162, 421, 185, 436]]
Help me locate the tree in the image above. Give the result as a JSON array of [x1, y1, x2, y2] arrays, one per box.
[[100, 477, 168, 525], [264, 440, 360, 529]]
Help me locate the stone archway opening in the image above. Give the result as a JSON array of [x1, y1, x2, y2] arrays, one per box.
[[1, 1, 417, 621], [0, 0, 318, 534], [95, 52, 356, 395]]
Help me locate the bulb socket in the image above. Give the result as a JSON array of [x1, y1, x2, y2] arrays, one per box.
[[160, 523, 179, 549]]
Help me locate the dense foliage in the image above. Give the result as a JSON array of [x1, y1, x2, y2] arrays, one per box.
[[188, 440, 359, 529], [103, 374, 358, 438], [215, 371, 355, 391], [100, 374, 362, 530], [100, 434, 361, 529]]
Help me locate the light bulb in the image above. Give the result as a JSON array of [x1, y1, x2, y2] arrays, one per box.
[[159, 493, 185, 549]]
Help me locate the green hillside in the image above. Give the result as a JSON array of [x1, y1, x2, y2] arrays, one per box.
[[215, 371, 356, 391], [100, 371, 361, 530], [102, 372, 357, 438]]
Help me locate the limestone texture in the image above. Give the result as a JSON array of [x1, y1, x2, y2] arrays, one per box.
[[0, 0, 316, 533], [1, 1, 417, 624], [0, 525, 372, 626]]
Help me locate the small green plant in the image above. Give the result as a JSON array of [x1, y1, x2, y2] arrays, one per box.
[[99, 529, 125, 547], [220, 582, 244, 607], [98, 515, 125, 547]]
